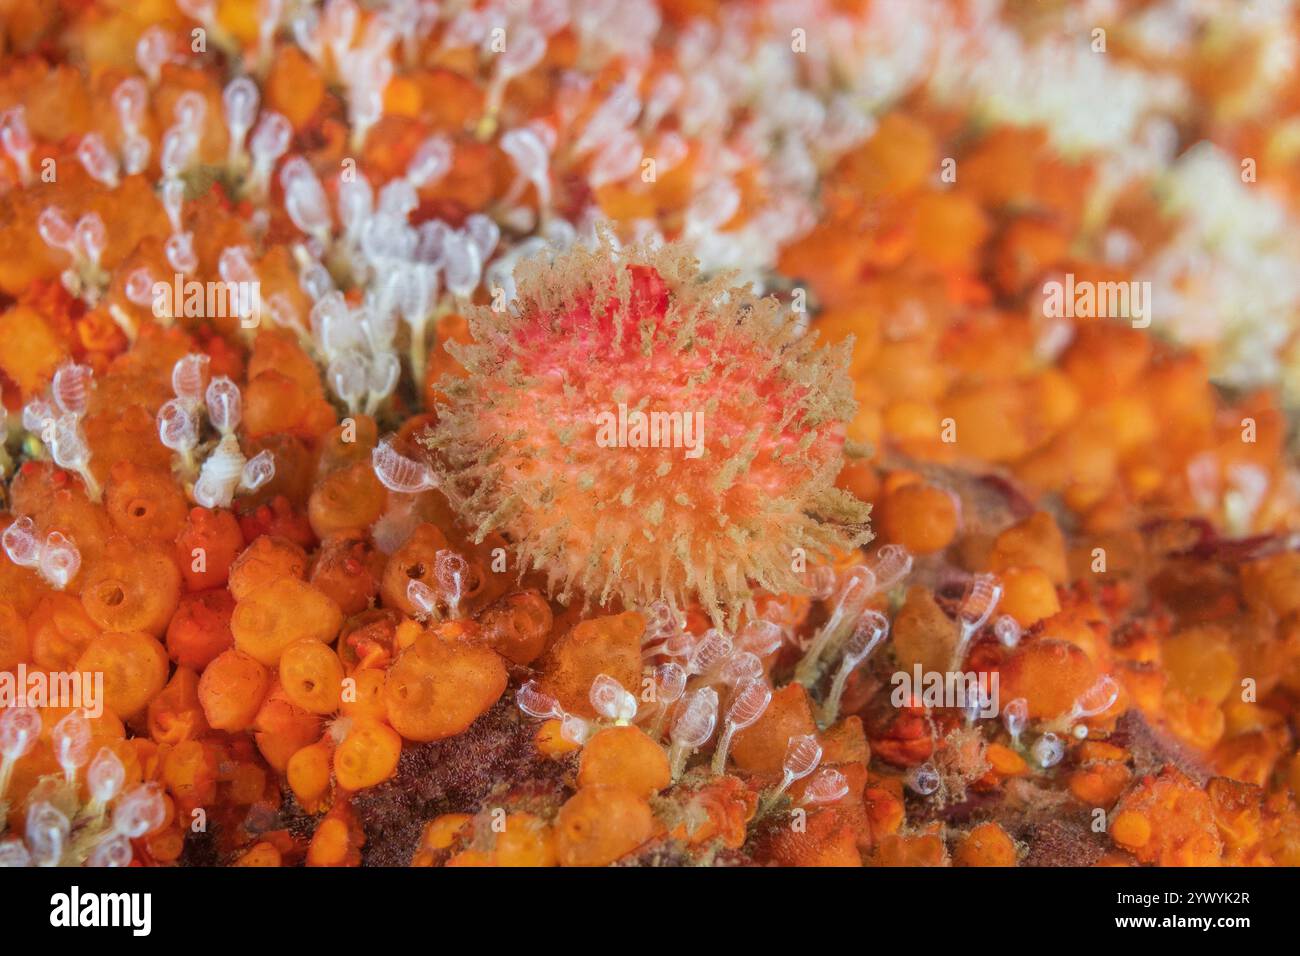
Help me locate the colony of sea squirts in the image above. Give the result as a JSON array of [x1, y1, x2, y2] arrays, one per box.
[[0, 0, 1299, 869]]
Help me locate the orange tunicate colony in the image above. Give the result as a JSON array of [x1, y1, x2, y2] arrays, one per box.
[[0, 0, 1299, 870]]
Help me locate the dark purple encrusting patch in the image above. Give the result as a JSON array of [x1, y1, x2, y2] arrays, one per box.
[[1016, 815, 1110, 867], [352, 698, 571, 866], [1109, 708, 1210, 786]]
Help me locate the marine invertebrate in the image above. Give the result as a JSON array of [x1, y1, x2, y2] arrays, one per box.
[[427, 240, 872, 624], [0, 0, 1297, 880]]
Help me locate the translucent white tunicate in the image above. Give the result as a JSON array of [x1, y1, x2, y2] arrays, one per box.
[[907, 762, 941, 795], [280, 157, 332, 237], [1002, 697, 1029, 745], [234, 451, 273, 496], [842, 610, 889, 668], [205, 376, 242, 434], [222, 76, 260, 156], [496, 26, 545, 79], [161, 176, 185, 231], [406, 135, 452, 187], [50, 415, 90, 471], [74, 213, 106, 266], [433, 549, 469, 616], [377, 177, 419, 218], [338, 174, 373, 239], [372, 439, 438, 493], [463, 213, 500, 262], [22, 397, 56, 437], [76, 133, 120, 188], [641, 600, 683, 642], [125, 269, 155, 308], [87, 833, 134, 867], [671, 687, 719, 749], [112, 77, 148, 130], [171, 353, 210, 405], [173, 90, 208, 132], [25, 801, 70, 866], [267, 293, 299, 331], [782, 733, 823, 781], [2, 516, 41, 569], [993, 615, 1021, 648], [193, 435, 246, 509], [406, 578, 438, 618], [52, 362, 93, 417], [685, 629, 733, 676], [516, 680, 564, 720], [120, 132, 151, 176], [312, 291, 360, 353], [801, 767, 849, 806], [327, 352, 369, 409], [249, 112, 292, 168], [576, 83, 640, 157], [135, 27, 171, 85], [726, 679, 771, 730], [165, 231, 198, 274], [37, 207, 75, 253], [589, 674, 637, 723], [39, 532, 81, 590], [0, 705, 41, 760], [587, 129, 643, 189], [500, 127, 550, 207], [1071, 675, 1119, 720], [0, 839, 31, 867], [719, 651, 764, 686], [872, 544, 913, 591], [415, 219, 451, 267], [660, 628, 697, 659], [1031, 732, 1066, 769], [112, 783, 166, 839], [87, 746, 126, 804], [157, 399, 198, 453], [441, 231, 483, 299], [959, 574, 1003, 632], [367, 351, 401, 400], [51, 710, 92, 777], [652, 663, 687, 704], [160, 126, 199, 178], [559, 713, 594, 746], [736, 619, 785, 657]]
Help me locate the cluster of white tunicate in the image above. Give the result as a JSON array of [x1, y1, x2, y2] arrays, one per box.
[[0, 105, 34, 185], [37, 207, 109, 306], [406, 549, 472, 622], [515, 680, 596, 747], [284, 155, 512, 407], [0, 707, 166, 867], [2, 516, 81, 590], [20, 361, 100, 501], [156, 352, 274, 507], [289, 0, 407, 150], [817, 610, 890, 728], [794, 554, 907, 688], [953, 572, 1003, 668], [762, 733, 823, 809], [629, 604, 792, 774]]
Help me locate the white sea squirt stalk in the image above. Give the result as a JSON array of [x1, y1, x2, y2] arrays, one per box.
[[711, 678, 771, 774], [668, 686, 719, 780]]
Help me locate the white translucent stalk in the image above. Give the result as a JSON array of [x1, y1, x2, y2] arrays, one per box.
[[711, 679, 770, 774], [817, 612, 889, 728], [761, 734, 822, 812], [794, 566, 876, 687], [667, 687, 718, 781], [952, 574, 1002, 669]]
